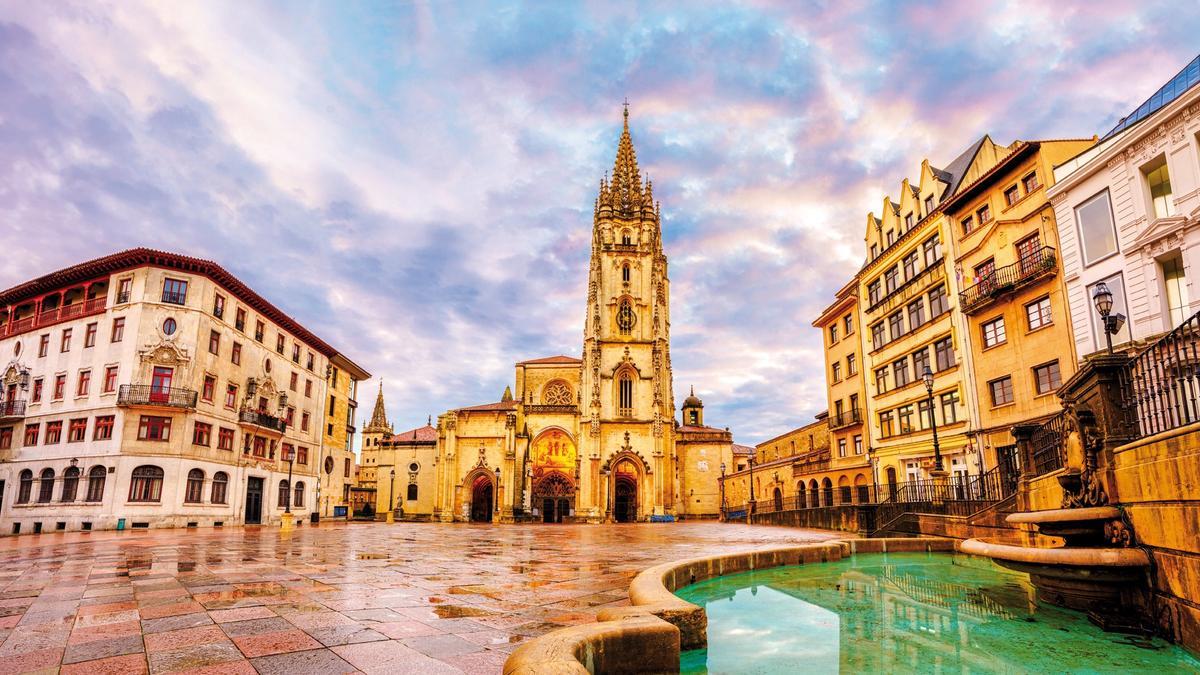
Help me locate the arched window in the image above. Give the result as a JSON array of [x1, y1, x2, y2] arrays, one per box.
[[617, 299, 635, 335], [212, 472, 228, 504], [61, 466, 80, 502], [17, 469, 32, 504], [37, 468, 54, 503], [86, 466, 106, 502], [407, 483, 418, 501], [621, 230, 632, 245], [278, 479, 290, 508], [184, 469, 204, 503], [293, 481, 305, 508], [618, 370, 634, 416], [129, 465, 164, 502], [821, 478, 834, 507], [622, 263, 631, 282]]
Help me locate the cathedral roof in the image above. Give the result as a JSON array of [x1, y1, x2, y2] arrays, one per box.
[[597, 105, 655, 218], [389, 424, 437, 444], [364, 381, 390, 433], [682, 385, 702, 408], [457, 400, 518, 413], [517, 355, 582, 365]]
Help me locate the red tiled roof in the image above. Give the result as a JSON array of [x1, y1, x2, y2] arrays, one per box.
[[516, 355, 582, 365], [389, 424, 437, 443], [732, 444, 755, 455], [0, 248, 341, 357], [457, 400, 518, 413]]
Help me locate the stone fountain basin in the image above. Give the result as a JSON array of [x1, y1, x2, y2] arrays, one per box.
[[1006, 506, 1122, 542], [961, 538, 1149, 570]]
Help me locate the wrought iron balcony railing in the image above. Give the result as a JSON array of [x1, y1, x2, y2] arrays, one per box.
[[828, 408, 862, 430], [0, 400, 27, 420], [239, 409, 287, 433], [959, 246, 1057, 315], [1, 297, 107, 339], [117, 385, 198, 409]]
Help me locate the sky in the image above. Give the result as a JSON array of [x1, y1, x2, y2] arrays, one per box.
[[1, 1, 1198, 447]]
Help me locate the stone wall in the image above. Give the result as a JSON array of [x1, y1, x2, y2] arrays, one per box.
[[750, 505, 865, 533]]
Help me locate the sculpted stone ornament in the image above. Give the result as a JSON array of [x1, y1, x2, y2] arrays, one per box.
[[1058, 409, 1109, 509], [1104, 519, 1134, 547]]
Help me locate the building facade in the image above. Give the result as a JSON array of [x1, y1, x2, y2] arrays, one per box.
[[719, 417, 836, 512], [813, 277, 868, 478], [320, 353, 369, 519], [0, 249, 359, 533]]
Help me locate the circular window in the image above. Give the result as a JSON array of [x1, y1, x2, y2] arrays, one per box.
[[265, 359, 272, 373], [324, 456, 334, 474], [409, 462, 419, 472], [162, 318, 177, 336], [13, 341, 20, 357]]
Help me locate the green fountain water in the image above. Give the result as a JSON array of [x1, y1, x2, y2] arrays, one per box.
[[676, 552, 1199, 674]]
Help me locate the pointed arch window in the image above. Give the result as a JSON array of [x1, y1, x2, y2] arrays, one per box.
[[617, 299, 635, 335], [622, 263, 631, 283], [618, 370, 634, 417], [621, 230, 633, 245]]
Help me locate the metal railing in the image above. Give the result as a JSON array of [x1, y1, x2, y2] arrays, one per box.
[[1, 297, 107, 338], [959, 246, 1056, 315], [161, 290, 187, 305], [866, 257, 945, 316], [1029, 410, 1069, 475], [116, 290, 131, 304], [828, 408, 862, 429], [1130, 310, 1200, 436], [117, 385, 198, 409], [0, 400, 27, 419], [239, 409, 287, 433]]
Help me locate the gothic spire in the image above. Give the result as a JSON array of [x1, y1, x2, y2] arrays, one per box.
[[365, 380, 389, 433], [599, 103, 644, 218]]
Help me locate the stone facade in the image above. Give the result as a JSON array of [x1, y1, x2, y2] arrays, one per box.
[[318, 353, 369, 519]]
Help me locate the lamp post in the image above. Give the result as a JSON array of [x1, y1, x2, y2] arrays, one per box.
[[280, 444, 295, 532], [922, 366, 944, 473], [1091, 281, 1126, 355], [388, 468, 396, 523], [719, 462, 727, 521], [494, 466, 501, 519], [747, 455, 756, 522]]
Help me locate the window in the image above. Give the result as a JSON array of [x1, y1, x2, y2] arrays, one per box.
[[231, 342, 241, 365], [941, 391, 959, 424], [86, 466, 106, 502], [407, 483, 418, 501], [213, 294, 225, 319], [0, 427, 10, 450], [301, 412, 310, 432], [235, 308, 246, 332], [255, 320, 265, 342], [129, 465, 164, 502], [276, 334, 286, 354], [45, 421, 62, 444], [892, 358, 910, 388], [285, 407, 295, 427], [1076, 190, 1118, 265], [32, 378, 42, 402], [1021, 171, 1040, 193], [278, 479, 291, 508], [68, 418, 87, 442], [617, 299, 635, 335], [1087, 275, 1131, 347], [912, 347, 930, 378], [868, 280, 881, 305], [212, 472, 229, 504], [38, 468, 54, 503], [1026, 296, 1052, 330], [934, 337, 955, 371], [847, 354, 857, 375], [225, 384, 238, 409], [304, 379, 313, 397], [307, 353, 314, 371], [185, 469, 204, 503], [24, 424, 39, 446], [345, 457, 352, 478], [879, 411, 894, 437], [61, 466, 79, 502], [117, 278, 132, 304], [976, 204, 992, 225], [286, 372, 298, 392], [982, 316, 1007, 348], [875, 367, 889, 394], [961, 216, 974, 235], [618, 370, 634, 415], [924, 196, 934, 214], [111, 317, 125, 342], [886, 229, 895, 246], [907, 299, 925, 330], [898, 405, 914, 434], [841, 315, 853, 337], [297, 446, 309, 465], [888, 312, 904, 341], [208, 330, 220, 355], [1033, 361, 1063, 395], [294, 481, 305, 508], [60, 328, 72, 352], [989, 376, 1014, 406], [193, 422, 212, 446], [831, 362, 842, 382], [870, 244, 879, 260], [854, 435, 863, 454], [838, 439, 847, 457], [916, 399, 933, 431], [1161, 253, 1189, 325], [162, 278, 188, 305], [902, 251, 920, 280], [884, 266, 899, 294], [84, 322, 97, 348], [202, 375, 216, 402], [871, 323, 885, 350], [53, 374, 66, 399], [923, 235, 942, 267], [217, 427, 234, 451], [929, 285, 948, 316], [829, 325, 838, 344], [38, 334, 49, 357], [94, 415, 114, 440], [162, 318, 176, 336], [292, 343, 300, 363], [1015, 233, 1043, 275], [138, 416, 171, 442], [77, 370, 91, 396], [1004, 185, 1020, 207], [1145, 157, 1175, 219], [328, 395, 336, 417], [103, 366, 118, 393], [17, 470, 32, 504]]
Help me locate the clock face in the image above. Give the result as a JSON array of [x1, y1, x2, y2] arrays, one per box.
[[324, 456, 335, 474]]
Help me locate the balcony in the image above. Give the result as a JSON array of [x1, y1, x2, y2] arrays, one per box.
[[161, 290, 187, 305], [117, 385, 198, 409], [239, 409, 287, 434], [1, 297, 107, 338], [866, 257, 946, 316], [609, 243, 638, 253], [116, 290, 131, 304], [828, 408, 862, 430], [0, 400, 27, 421], [959, 246, 1057, 315]]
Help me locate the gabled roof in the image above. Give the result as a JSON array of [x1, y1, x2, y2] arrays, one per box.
[[457, 400, 518, 413], [517, 355, 582, 366], [935, 135, 990, 198], [389, 424, 437, 444]]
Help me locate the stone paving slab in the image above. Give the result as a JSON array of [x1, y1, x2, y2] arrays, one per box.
[[0, 521, 843, 673]]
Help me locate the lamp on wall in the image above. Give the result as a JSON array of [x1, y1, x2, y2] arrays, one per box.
[[246, 377, 258, 398], [278, 392, 288, 410], [1091, 281, 1126, 354]]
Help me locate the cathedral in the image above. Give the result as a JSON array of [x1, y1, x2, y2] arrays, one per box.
[[360, 110, 736, 523]]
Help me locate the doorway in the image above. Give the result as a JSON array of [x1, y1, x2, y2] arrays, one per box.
[[150, 366, 173, 403], [470, 476, 493, 523], [542, 498, 570, 523], [773, 487, 783, 512], [614, 478, 637, 522], [245, 477, 263, 525]]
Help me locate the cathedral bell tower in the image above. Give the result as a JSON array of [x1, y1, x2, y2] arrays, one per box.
[[579, 105, 677, 521]]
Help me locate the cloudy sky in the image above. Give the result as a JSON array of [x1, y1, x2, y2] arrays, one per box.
[[1, 1, 1198, 446]]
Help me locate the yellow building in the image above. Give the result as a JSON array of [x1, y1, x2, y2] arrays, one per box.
[[720, 416, 854, 513], [355, 382, 392, 516], [813, 277, 869, 484], [319, 353, 369, 520], [942, 138, 1093, 470]]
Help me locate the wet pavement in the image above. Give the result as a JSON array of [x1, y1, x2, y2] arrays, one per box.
[[0, 521, 843, 674]]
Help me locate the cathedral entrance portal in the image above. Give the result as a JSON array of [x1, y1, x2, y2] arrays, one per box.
[[614, 477, 637, 523], [470, 475, 494, 523], [530, 429, 577, 524], [533, 472, 574, 524]]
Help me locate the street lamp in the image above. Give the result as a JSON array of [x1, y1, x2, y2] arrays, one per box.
[[922, 365, 944, 473], [494, 466, 501, 515], [747, 455, 756, 521], [1091, 281, 1126, 354], [719, 462, 727, 520], [389, 468, 396, 514], [282, 444, 295, 515]]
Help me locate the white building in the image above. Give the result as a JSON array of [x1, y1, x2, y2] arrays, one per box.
[[1049, 55, 1200, 356], [0, 249, 361, 533]]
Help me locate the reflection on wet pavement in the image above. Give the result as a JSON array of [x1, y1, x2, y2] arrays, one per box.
[[0, 521, 841, 674]]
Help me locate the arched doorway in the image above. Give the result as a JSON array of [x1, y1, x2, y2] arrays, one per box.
[[808, 479, 820, 506], [821, 478, 834, 506], [797, 481, 807, 509], [772, 487, 783, 512], [470, 475, 494, 523], [534, 472, 574, 524], [531, 428, 577, 523], [614, 477, 637, 522]]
